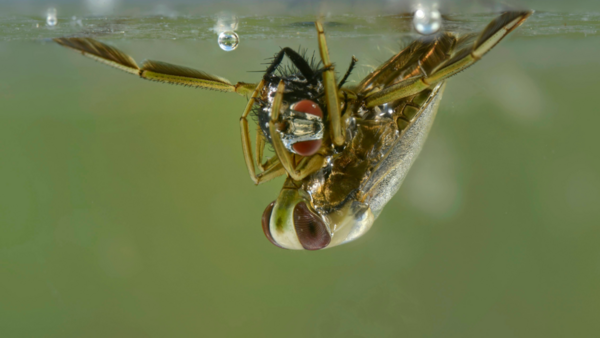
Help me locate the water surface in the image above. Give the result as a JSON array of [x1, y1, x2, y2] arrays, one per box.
[[1, 2, 599, 337]]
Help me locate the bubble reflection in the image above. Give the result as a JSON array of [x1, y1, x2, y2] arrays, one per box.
[[218, 31, 240, 51], [413, 7, 441, 35], [46, 8, 57, 27]]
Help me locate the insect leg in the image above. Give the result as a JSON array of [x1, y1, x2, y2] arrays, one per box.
[[293, 153, 326, 179], [364, 76, 428, 108], [264, 47, 315, 81], [256, 124, 268, 171], [259, 153, 281, 173], [315, 21, 344, 147], [269, 81, 296, 177], [54, 37, 257, 96], [255, 158, 286, 185], [426, 10, 533, 84], [338, 56, 358, 88], [256, 126, 283, 172], [364, 10, 532, 108], [250, 111, 285, 184], [240, 79, 276, 185]]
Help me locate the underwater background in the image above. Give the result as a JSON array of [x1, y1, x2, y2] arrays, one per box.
[[1, 0, 599, 336]]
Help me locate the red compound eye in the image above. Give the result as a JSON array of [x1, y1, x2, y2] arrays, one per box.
[[291, 100, 323, 156]]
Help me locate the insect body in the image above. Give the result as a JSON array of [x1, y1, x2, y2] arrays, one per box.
[[55, 10, 532, 250]]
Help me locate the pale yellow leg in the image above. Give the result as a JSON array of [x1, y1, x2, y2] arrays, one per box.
[[260, 153, 280, 173], [255, 160, 286, 185], [54, 37, 258, 96], [294, 154, 326, 178], [315, 21, 344, 147], [256, 124, 267, 171], [269, 81, 296, 176], [240, 79, 285, 185], [364, 11, 532, 108]]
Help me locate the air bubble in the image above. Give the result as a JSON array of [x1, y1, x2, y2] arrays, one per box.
[[218, 31, 240, 51], [46, 8, 57, 27], [413, 8, 442, 35]]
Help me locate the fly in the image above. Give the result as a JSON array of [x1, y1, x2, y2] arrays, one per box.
[[54, 10, 533, 250]]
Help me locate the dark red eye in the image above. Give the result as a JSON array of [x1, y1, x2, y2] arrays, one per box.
[[293, 202, 331, 250], [291, 100, 323, 156], [261, 201, 284, 249]]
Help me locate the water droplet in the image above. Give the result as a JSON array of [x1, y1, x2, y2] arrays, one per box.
[[46, 8, 57, 27], [218, 31, 239, 52], [413, 8, 441, 35]]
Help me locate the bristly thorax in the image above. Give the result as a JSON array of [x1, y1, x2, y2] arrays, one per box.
[[252, 48, 326, 144]]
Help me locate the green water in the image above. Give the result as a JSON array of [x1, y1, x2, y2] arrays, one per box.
[[1, 2, 600, 337]]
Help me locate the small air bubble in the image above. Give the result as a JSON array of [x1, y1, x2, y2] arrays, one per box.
[[413, 7, 441, 35], [218, 31, 239, 51], [46, 8, 58, 27]]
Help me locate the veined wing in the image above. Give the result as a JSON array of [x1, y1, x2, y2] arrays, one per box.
[[360, 83, 446, 217]]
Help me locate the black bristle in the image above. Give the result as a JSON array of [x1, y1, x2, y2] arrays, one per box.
[[268, 46, 321, 79]]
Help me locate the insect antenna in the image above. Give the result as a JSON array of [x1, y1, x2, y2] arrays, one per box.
[[338, 56, 358, 88]]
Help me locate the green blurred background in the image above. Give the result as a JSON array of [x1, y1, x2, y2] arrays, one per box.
[[1, 1, 600, 337]]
